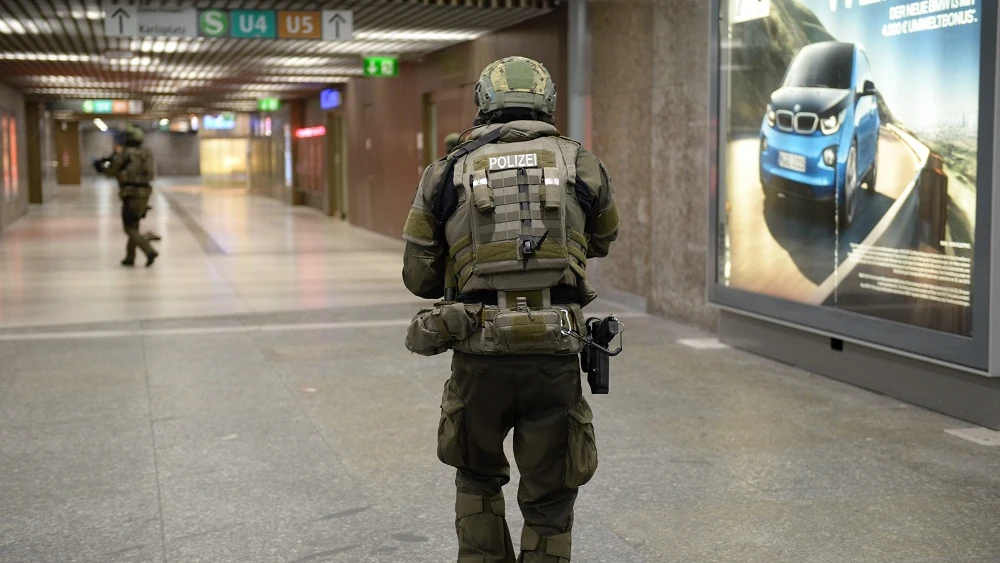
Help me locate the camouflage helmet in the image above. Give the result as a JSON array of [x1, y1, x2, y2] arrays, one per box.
[[474, 56, 556, 116], [115, 123, 144, 146]]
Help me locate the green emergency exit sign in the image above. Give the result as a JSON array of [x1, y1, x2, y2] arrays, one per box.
[[363, 56, 398, 77], [258, 98, 280, 111]]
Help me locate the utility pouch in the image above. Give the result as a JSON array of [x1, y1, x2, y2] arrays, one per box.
[[471, 170, 494, 213], [405, 302, 484, 356], [541, 167, 562, 210], [491, 304, 583, 355]]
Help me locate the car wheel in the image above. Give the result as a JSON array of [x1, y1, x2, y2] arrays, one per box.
[[839, 141, 859, 228], [866, 143, 878, 191]]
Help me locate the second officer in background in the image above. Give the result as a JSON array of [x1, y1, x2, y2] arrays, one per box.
[[101, 124, 159, 267]]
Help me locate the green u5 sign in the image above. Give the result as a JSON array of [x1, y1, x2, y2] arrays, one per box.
[[199, 10, 229, 37]]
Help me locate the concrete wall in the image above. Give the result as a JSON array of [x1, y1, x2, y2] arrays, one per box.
[[0, 82, 29, 233], [81, 129, 200, 177], [590, 0, 717, 330]]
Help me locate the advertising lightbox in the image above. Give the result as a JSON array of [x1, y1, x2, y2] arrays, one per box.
[[710, 0, 995, 370], [203, 113, 236, 131], [320, 88, 341, 110]]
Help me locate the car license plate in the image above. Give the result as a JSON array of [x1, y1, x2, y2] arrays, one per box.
[[778, 151, 806, 173]]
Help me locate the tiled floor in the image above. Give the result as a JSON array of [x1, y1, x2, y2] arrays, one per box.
[[0, 178, 415, 328], [0, 178, 998, 563]]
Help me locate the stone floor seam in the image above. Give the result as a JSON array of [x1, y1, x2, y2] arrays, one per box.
[[142, 334, 171, 563]]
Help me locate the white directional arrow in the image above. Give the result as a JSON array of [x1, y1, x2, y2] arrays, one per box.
[[366, 59, 378, 75], [103, 0, 138, 36], [321, 10, 353, 41]]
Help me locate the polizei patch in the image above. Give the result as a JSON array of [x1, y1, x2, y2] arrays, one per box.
[[488, 153, 538, 170]]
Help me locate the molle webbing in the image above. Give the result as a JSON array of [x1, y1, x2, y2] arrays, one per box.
[[446, 133, 586, 301]]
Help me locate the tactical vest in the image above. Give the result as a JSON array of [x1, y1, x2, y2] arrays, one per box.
[[445, 134, 589, 301], [441, 132, 591, 355], [118, 147, 153, 187]]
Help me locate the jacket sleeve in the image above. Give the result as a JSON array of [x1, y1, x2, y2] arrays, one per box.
[[104, 152, 127, 178], [575, 149, 619, 258], [401, 161, 451, 299]]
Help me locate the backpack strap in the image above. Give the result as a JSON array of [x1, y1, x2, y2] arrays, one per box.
[[432, 126, 507, 225]]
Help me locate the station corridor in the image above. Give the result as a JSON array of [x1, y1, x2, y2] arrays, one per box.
[[0, 179, 998, 563]]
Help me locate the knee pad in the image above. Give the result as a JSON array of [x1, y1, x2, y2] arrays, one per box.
[[456, 490, 511, 561], [520, 526, 571, 562]]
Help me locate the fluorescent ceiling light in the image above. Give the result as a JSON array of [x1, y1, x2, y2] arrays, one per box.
[[159, 118, 169, 126], [0, 53, 91, 62], [0, 18, 55, 34], [59, 9, 103, 20], [105, 56, 158, 67], [264, 66, 362, 76], [104, 50, 134, 60], [260, 57, 339, 67], [355, 29, 483, 41], [94, 118, 108, 131], [259, 76, 353, 83], [238, 84, 301, 91]]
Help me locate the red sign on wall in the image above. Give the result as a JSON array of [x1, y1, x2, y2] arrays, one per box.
[[295, 126, 326, 139]]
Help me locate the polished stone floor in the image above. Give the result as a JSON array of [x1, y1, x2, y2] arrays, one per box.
[[0, 179, 998, 563], [0, 178, 411, 328]]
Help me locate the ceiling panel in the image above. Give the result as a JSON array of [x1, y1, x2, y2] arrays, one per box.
[[0, 0, 555, 116]]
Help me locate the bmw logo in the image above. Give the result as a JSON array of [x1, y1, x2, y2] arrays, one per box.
[[793, 104, 801, 112]]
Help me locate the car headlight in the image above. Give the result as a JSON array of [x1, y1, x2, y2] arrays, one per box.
[[821, 109, 846, 135], [822, 147, 837, 166], [766, 105, 776, 127]]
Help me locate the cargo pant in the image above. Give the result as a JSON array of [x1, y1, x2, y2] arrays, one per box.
[[438, 352, 598, 563], [121, 190, 155, 263]]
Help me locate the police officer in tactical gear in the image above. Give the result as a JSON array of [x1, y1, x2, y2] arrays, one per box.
[[402, 56, 619, 563], [101, 124, 159, 267]]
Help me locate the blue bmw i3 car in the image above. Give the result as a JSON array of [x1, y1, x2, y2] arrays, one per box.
[[759, 41, 880, 226]]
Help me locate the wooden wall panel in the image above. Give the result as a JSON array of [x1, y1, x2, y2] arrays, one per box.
[[344, 6, 568, 238]]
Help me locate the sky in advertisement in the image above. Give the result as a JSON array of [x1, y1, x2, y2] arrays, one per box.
[[801, 0, 982, 130]]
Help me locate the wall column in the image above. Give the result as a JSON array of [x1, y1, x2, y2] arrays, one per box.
[[567, 0, 588, 143]]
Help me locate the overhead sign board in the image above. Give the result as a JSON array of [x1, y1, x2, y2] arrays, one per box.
[[47, 99, 143, 115], [278, 11, 322, 39], [322, 10, 353, 41], [108, 7, 353, 41], [103, 0, 138, 37], [199, 9, 229, 37], [320, 89, 341, 110], [230, 10, 277, 38], [85, 99, 113, 113], [258, 98, 280, 112], [138, 9, 198, 37], [363, 56, 398, 77]]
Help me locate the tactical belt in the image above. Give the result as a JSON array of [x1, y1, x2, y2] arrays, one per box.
[[457, 285, 579, 307]]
